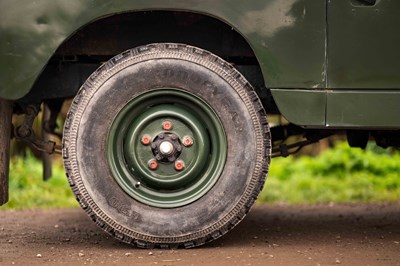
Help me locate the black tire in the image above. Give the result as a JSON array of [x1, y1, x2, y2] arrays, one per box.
[[63, 43, 271, 248]]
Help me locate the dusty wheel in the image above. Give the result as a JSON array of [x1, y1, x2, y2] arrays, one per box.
[[63, 43, 271, 248]]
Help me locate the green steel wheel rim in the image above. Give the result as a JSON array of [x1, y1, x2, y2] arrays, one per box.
[[107, 89, 227, 208]]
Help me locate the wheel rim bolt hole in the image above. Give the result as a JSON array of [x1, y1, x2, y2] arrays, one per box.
[[162, 121, 173, 131], [182, 136, 194, 147], [175, 160, 185, 171]]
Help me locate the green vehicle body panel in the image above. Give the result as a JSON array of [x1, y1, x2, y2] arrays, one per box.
[[272, 88, 400, 128], [270, 89, 326, 127], [328, 0, 400, 89], [0, 0, 399, 129], [0, 0, 326, 100], [267, 0, 400, 128], [326, 91, 400, 129]]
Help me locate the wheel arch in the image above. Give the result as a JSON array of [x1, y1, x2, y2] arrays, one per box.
[[54, 10, 261, 61], [9, 9, 273, 106], [17, 9, 279, 112]]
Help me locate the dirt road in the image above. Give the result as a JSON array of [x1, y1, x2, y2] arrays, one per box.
[[1, 203, 400, 266]]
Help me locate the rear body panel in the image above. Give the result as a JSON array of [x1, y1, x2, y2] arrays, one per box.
[[325, 0, 400, 128], [328, 0, 400, 89], [273, 0, 400, 128]]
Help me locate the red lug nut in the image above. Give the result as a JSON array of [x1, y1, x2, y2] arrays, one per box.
[[141, 135, 152, 145], [148, 159, 158, 170], [175, 160, 185, 171], [182, 136, 194, 147], [162, 121, 173, 130]]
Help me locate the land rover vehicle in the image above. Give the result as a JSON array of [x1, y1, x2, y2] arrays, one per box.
[[0, 0, 399, 248]]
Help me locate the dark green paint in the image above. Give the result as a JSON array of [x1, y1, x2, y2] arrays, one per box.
[[271, 0, 400, 128], [328, 0, 400, 89], [0, 0, 325, 100], [270, 89, 326, 127], [272, 89, 400, 128], [107, 89, 227, 208], [326, 91, 400, 129], [123, 105, 209, 188]]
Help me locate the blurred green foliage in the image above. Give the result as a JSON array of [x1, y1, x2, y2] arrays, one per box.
[[1, 154, 77, 209], [259, 142, 400, 204], [1, 142, 399, 209]]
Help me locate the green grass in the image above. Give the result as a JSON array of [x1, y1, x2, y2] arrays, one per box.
[[259, 142, 400, 204], [1, 155, 78, 210], [1, 142, 399, 209]]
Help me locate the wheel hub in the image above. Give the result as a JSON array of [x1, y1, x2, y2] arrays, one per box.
[[159, 142, 174, 155], [151, 133, 182, 163]]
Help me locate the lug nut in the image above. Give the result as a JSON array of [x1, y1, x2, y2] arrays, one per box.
[[141, 135, 152, 145], [162, 121, 173, 130], [148, 159, 158, 170], [182, 136, 194, 147], [175, 160, 185, 171]]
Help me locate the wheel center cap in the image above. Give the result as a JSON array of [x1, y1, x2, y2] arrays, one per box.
[[159, 141, 174, 155], [151, 133, 183, 162]]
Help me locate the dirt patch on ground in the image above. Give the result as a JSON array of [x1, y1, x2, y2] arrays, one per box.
[[1, 203, 400, 265]]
